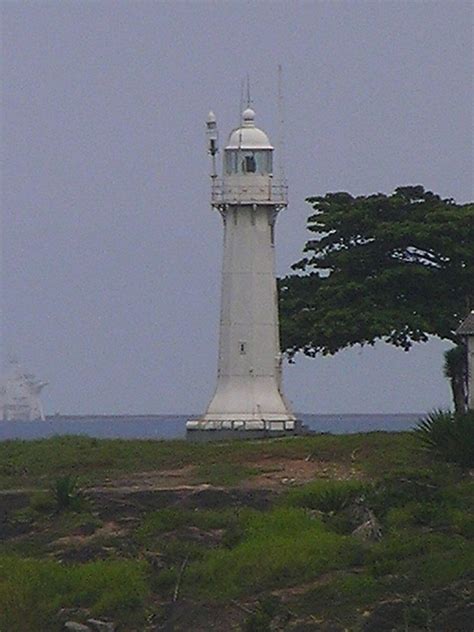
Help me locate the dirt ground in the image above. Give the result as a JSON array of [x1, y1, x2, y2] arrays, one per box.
[[94, 454, 359, 493]]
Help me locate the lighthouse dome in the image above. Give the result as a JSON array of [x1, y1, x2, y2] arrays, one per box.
[[226, 108, 273, 150]]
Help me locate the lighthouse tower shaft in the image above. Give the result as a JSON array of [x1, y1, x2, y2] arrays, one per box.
[[188, 108, 296, 433], [206, 201, 294, 426]]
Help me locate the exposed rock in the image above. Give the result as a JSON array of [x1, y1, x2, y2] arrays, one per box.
[[344, 496, 375, 525], [150, 598, 245, 631], [143, 550, 168, 571], [361, 599, 406, 631], [436, 602, 474, 631], [289, 622, 347, 631], [351, 510, 382, 541], [177, 525, 224, 546], [182, 487, 276, 511], [85, 486, 276, 521], [64, 622, 92, 632], [54, 543, 111, 563], [73, 521, 98, 536], [87, 618, 116, 632], [57, 608, 91, 622]]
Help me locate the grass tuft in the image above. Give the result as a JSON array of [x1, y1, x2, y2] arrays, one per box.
[[0, 556, 149, 631], [184, 507, 362, 599], [281, 479, 367, 512]]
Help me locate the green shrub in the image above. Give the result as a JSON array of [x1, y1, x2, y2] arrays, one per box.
[[414, 410, 474, 468], [368, 471, 443, 519], [367, 531, 472, 580], [413, 545, 474, 587], [0, 556, 149, 631], [243, 610, 272, 632], [159, 539, 208, 563], [447, 508, 474, 538], [370, 533, 473, 587], [222, 517, 245, 548], [242, 596, 282, 631], [385, 501, 448, 529], [136, 507, 239, 542], [298, 573, 383, 618], [29, 491, 56, 513], [281, 479, 367, 513], [185, 507, 361, 599], [53, 475, 82, 511], [150, 567, 177, 595], [385, 498, 474, 535]]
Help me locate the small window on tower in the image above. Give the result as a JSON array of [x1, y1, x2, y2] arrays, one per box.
[[239, 341, 247, 355]]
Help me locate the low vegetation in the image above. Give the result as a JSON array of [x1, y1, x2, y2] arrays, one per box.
[[0, 431, 424, 489], [414, 409, 474, 468], [0, 430, 473, 630], [184, 507, 362, 600], [0, 556, 149, 631]]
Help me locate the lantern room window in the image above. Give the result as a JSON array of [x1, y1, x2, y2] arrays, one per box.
[[243, 155, 256, 173], [224, 150, 273, 175]]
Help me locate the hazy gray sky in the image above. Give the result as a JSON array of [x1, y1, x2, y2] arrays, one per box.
[[1, 0, 472, 415]]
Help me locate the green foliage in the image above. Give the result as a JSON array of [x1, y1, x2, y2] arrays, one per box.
[[413, 544, 474, 587], [242, 597, 281, 632], [53, 474, 82, 511], [0, 556, 149, 631], [0, 435, 213, 489], [136, 507, 239, 542], [386, 501, 474, 537], [279, 186, 474, 357], [242, 611, 272, 632], [29, 491, 56, 513], [297, 573, 383, 618], [281, 479, 367, 512], [368, 531, 473, 580], [368, 470, 443, 519], [414, 409, 456, 452], [0, 432, 424, 490], [0, 434, 473, 628], [414, 410, 474, 467], [184, 507, 362, 599]]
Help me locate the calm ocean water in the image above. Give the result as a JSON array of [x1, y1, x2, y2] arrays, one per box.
[[0, 413, 423, 441]]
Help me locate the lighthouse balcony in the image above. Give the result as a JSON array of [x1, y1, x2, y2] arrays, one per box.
[[211, 177, 288, 208]]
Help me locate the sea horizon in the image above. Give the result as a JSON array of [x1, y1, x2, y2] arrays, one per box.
[[0, 412, 424, 441]]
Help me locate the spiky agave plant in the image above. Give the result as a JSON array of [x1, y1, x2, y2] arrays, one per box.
[[414, 409, 455, 454], [53, 474, 81, 511], [414, 410, 474, 468]]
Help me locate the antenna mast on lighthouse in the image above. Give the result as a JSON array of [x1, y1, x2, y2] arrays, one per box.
[[277, 64, 286, 182]]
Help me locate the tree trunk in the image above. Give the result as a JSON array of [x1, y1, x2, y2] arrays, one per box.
[[451, 375, 467, 414], [444, 345, 468, 414]]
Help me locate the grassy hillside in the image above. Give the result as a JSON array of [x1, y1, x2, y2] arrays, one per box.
[[0, 432, 472, 631]]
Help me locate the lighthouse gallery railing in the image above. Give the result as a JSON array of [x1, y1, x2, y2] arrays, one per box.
[[210, 178, 288, 207]]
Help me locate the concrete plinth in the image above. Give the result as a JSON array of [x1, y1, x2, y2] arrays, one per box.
[[186, 419, 308, 442]]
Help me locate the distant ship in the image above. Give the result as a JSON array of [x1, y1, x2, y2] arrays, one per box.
[[0, 360, 47, 421]]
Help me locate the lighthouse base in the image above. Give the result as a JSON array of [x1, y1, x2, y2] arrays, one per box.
[[186, 418, 308, 442]]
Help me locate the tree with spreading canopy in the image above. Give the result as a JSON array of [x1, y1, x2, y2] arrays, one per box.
[[278, 186, 474, 412]]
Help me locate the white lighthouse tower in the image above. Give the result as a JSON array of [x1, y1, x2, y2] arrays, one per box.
[[187, 106, 297, 435]]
